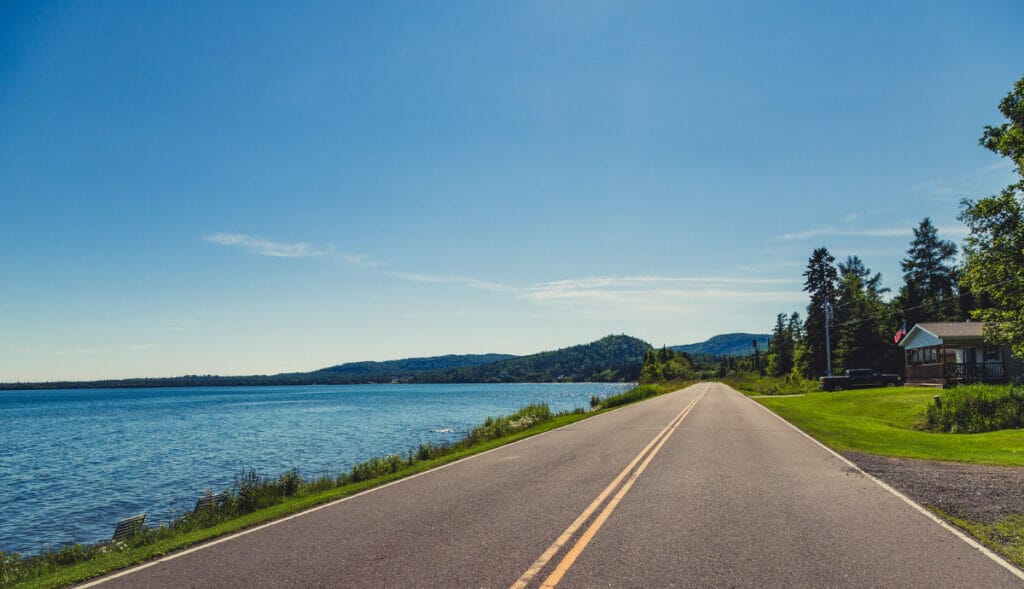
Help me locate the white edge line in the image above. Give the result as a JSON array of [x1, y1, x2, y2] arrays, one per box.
[[78, 386, 699, 588], [732, 383, 1024, 582]]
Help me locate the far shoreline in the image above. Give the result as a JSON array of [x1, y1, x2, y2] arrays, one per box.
[[0, 378, 636, 392]]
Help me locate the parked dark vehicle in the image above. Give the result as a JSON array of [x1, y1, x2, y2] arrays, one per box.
[[819, 369, 901, 391]]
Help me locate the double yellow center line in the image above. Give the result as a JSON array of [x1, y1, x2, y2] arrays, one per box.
[[510, 385, 709, 589]]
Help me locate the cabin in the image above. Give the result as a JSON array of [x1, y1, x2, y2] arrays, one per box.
[[899, 322, 1024, 387]]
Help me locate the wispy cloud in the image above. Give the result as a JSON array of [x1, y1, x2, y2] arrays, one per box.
[[909, 160, 1018, 202], [387, 272, 512, 292], [778, 226, 912, 240], [204, 233, 377, 267], [126, 344, 157, 352], [980, 160, 1014, 173], [51, 348, 107, 356], [386, 272, 804, 312], [519, 276, 804, 306]]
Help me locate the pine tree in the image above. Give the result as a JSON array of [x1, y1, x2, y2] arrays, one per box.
[[801, 247, 839, 378], [897, 218, 959, 322], [766, 313, 794, 377], [834, 257, 894, 372]]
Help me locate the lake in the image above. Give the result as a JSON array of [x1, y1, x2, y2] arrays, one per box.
[[0, 382, 632, 554]]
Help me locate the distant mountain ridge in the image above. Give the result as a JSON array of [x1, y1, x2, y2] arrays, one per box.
[[672, 333, 770, 357], [311, 354, 519, 382], [2, 334, 766, 390], [416, 335, 650, 383], [0, 335, 650, 389]]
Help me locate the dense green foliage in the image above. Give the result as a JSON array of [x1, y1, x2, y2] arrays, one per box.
[[311, 354, 519, 382], [834, 256, 900, 373], [959, 77, 1024, 361], [924, 385, 1024, 433], [416, 335, 649, 383], [771, 229, 972, 380], [766, 313, 800, 377], [671, 333, 769, 357], [640, 346, 696, 383]]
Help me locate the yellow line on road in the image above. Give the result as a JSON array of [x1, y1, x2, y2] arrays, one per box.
[[510, 385, 707, 589]]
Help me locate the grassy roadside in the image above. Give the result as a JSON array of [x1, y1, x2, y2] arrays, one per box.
[[6, 382, 687, 589], [721, 375, 820, 396], [752, 386, 1024, 466], [940, 511, 1024, 569], [749, 384, 1024, 569]]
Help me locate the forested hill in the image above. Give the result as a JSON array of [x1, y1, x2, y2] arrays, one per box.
[[0, 337, 649, 389], [415, 335, 650, 383], [310, 354, 518, 382], [672, 333, 769, 357]]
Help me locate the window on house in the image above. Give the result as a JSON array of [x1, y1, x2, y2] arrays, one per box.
[[985, 346, 1002, 362]]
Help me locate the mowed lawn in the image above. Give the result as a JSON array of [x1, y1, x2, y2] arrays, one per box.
[[754, 386, 1024, 467]]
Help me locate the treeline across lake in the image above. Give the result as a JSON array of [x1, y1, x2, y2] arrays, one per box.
[[2, 335, 649, 390]]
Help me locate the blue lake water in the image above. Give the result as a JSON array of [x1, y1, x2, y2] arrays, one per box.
[[0, 382, 631, 554]]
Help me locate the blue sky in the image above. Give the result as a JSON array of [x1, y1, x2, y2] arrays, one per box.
[[2, 1, 1021, 381]]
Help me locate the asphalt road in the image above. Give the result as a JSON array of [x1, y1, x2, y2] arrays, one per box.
[[85, 383, 1024, 588]]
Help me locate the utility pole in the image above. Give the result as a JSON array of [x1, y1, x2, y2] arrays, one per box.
[[752, 338, 760, 375], [823, 300, 834, 376]]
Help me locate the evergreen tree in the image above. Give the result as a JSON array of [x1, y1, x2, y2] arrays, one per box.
[[766, 313, 794, 377], [834, 257, 895, 372], [800, 247, 839, 378], [896, 218, 959, 322]]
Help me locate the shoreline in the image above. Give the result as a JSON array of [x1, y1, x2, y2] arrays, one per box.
[[2, 383, 673, 588]]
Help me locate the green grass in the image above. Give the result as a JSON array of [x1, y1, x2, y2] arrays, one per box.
[[755, 386, 1024, 467], [722, 375, 820, 396]]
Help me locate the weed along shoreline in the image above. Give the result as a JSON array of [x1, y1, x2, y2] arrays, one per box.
[[1, 382, 689, 589]]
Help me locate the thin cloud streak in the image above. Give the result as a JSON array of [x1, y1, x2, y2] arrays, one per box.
[[204, 233, 377, 267], [386, 272, 512, 292], [388, 272, 805, 309], [779, 226, 911, 240], [779, 225, 968, 240]]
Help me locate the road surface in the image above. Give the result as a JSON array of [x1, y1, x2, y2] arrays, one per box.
[[84, 383, 1023, 587]]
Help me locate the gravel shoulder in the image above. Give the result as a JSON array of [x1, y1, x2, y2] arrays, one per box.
[[845, 451, 1024, 524]]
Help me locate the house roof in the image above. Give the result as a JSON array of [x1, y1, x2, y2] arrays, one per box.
[[899, 322, 986, 349], [915, 322, 985, 338]]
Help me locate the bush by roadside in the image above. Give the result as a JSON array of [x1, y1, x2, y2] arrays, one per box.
[[924, 384, 1024, 433]]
